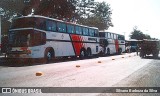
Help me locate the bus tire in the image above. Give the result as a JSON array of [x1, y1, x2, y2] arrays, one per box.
[[80, 49, 86, 58], [118, 48, 122, 55], [107, 48, 110, 55], [44, 48, 55, 63], [87, 48, 92, 57]]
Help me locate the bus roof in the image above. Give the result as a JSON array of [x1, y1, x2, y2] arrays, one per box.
[[14, 15, 99, 30]]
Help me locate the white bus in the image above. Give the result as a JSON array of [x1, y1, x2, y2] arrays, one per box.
[[99, 31, 125, 55], [0, 15, 1, 53], [7, 15, 99, 63]]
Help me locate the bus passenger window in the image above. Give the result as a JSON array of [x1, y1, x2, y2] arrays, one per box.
[[86, 28, 89, 35], [83, 28, 89, 36], [46, 21, 52, 31], [94, 30, 98, 37], [89, 29, 94, 37], [75, 26, 82, 34], [57, 22, 66, 33], [79, 27, 82, 34], [105, 33, 108, 38], [39, 21, 46, 30], [111, 33, 113, 39], [82, 27, 86, 35], [108, 33, 110, 38], [114, 34, 117, 39], [51, 21, 57, 31], [67, 24, 74, 34], [62, 23, 66, 32]]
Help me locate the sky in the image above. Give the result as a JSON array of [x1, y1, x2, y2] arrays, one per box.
[[96, 0, 160, 40]]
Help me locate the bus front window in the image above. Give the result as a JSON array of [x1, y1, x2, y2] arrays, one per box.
[[9, 31, 33, 47], [9, 30, 46, 47]]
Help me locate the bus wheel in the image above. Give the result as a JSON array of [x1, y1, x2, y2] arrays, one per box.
[[118, 48, 122, 55], [45, 49, 54, 63], [107, 48, 110, 55], [87, 49, 92, 57], [80, 50, 86, 58]]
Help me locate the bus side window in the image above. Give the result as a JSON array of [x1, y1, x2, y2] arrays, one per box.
[[82, 27, 86, 35], [86, 28, 89, 36], [75, 26, 82, 35], [75, 26, 79, 34], [111, 33, 113, 39], [83, 27, 89, 36], [62, 23, 66, 32], [105, 33, 108, 38], [95, 29, 98, 37], [40, 21, 46, 30], [51, 21, 57, 31], [67, 24, 75, 34], [46, 20, 52, 31], [108, 33, 111, 38], [89, 29, 94, 37], [114, 34, 117, 39], [79, 26, 82, 35], [57, 22, 66, 33]]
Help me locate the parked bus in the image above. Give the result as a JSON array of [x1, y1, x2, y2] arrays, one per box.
[[7, 15, 99, 63], [125, 39, 139, 52], [99, 31, 125, 55], [0, 15, 1, 53]]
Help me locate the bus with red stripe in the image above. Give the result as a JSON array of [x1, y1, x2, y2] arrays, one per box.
[[7, 15, 99, 63], [99, 31, 125, 55]]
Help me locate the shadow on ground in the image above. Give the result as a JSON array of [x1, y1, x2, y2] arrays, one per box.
[[141, 56, 160, 60], [0, 56, 99, 67], [0, 53, 143, 67]]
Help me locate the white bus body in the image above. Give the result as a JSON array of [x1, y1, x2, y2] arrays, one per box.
[[7, 15, 99, 62], [0, 16, 1, 52], [99, 31, 125, 55]]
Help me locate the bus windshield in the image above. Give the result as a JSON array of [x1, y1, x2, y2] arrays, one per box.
[[9, 30, 46, 47], [9, 30, 33, 47]]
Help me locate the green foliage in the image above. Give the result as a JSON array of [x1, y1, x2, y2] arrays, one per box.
[[0, 0, 113, 35], [0, 0, 26, 35], [78, 1, 113, 30], [130, 27, 151, 40], [34, 0, 76, 19]]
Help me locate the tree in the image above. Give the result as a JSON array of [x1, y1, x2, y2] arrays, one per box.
[[130, 26, 151, 40], [22, 0, 113, 30], [23, 0, 77, 20], [0, 0, 113, 35], [144, 34, 151, 39], [77, 1, 113, 30], [0, 0, 26, 35]]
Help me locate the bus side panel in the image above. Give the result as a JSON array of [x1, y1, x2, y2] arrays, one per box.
[[46, 32, 75, 57], [108, 39, 116, 54], [118, 40, 125, 52], [82, 36, 99, 55]]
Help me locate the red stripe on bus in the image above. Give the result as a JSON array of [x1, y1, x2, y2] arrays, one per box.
[[115, 40, 119, 53], [71, 35, 83, 56]]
